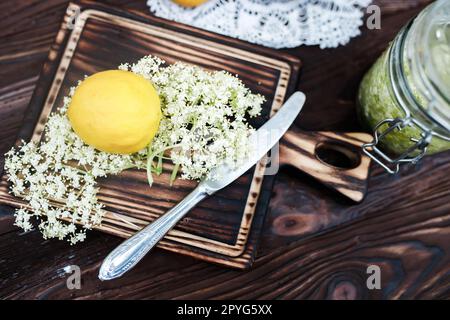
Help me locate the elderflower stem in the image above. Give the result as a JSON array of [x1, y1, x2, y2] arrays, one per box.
[[146, 145, 154, 187], [170, 163, 180, 186]]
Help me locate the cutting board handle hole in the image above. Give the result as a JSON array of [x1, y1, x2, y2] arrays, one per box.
[[315, 141, 361, 170]]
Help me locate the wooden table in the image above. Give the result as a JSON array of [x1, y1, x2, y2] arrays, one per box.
[[0, 0, 448, 300]]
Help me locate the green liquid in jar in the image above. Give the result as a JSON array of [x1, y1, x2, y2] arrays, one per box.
[[358, 43, 450, 156]]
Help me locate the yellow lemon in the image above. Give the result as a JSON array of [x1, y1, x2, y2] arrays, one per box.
[[172, 0, 209, 7], [67, 70, 161, 154]]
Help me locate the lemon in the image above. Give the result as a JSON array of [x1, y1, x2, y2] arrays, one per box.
[[172, 0, 209, 7], [67, 70, 161, 154]]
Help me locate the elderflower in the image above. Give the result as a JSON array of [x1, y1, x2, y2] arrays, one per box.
[[121, 56, 265, 181], [5, 55, 264, 244], [5, 105, 132, 244]]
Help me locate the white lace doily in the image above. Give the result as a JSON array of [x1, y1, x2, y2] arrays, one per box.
[[147, 0, 372, 49]]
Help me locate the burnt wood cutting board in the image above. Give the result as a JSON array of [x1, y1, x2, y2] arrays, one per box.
[[0, 1, 372, 269]]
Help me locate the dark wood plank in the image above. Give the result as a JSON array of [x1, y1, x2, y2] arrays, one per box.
[[0, 0, 448, 300], [1, 165, 448, 299]]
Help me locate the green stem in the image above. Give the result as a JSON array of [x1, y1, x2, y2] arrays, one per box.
[[170, 163, 180, 186], [146, 144, 154, 187], [156, 153, 163, 175], [146, 143, 182, 187]]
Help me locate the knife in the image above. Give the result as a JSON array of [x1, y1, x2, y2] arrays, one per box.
[[98, 91, 306, 280]]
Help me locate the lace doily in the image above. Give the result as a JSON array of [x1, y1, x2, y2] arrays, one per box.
[[147, 0, 372, 49]]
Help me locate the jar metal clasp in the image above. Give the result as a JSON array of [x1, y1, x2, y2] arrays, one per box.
[[362, 117, 433, 174]]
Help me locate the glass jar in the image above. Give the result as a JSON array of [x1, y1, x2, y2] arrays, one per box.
[[358, 0, 450, 174]]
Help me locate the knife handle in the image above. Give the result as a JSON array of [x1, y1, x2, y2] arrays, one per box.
[[98, 185, 208, 280], [279, 128, 372, 202]]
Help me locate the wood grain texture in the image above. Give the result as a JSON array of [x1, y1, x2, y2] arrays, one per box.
[[0, 0, 449, 300]]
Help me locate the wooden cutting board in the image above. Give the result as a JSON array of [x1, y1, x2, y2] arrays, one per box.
[[0, 1, 372, 269]]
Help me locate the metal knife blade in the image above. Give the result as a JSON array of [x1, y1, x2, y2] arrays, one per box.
[[202, 91, 306, 193]]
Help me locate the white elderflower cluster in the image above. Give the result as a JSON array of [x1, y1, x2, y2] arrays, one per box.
[[5, 55, 264, 243], [4, 95, 133, 244], [120, 56, 265, 181]]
